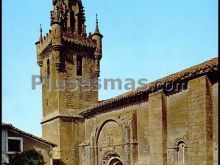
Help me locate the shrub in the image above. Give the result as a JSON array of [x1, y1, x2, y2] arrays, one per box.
[[8, 149, 45, 165]]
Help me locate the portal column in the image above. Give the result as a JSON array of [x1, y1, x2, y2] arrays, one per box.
[[123, 124, 131, 165]]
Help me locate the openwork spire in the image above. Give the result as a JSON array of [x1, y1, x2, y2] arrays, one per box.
[[51, 0, 68, 26], [51, 0, 87, 34]]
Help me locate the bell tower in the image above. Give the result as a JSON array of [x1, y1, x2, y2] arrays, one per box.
[[35, 0, 103, 164]]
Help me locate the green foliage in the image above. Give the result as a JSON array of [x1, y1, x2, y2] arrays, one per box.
[[8, 149, 45, 165]]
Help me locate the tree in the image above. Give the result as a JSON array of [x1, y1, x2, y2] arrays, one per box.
[[8, 149, 45, 165]]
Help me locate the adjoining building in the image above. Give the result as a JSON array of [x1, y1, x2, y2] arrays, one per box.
[[35, 0, 218, 165], [1, 123, 56, 165]]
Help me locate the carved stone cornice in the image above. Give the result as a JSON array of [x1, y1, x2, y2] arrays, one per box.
[[63, 32, 96, 48], [41, 109, 85, 124], [41, 115, 84, 124], [39, 44, 64, 59], [39, 43, 53, 58]]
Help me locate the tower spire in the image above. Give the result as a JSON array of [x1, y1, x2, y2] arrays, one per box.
[[39, 24, 43, 43], [94, 14, 101, 34]]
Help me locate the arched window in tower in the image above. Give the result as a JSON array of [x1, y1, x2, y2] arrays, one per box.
[[77, 55, 82, 76], [176, 141, 187, 164], [47, 59, 50, 77]]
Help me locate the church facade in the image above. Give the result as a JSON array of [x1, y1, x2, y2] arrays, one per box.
[[35, 0, 218, 165]]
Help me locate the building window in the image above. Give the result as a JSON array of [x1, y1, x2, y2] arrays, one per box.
[[7, 137, 23, 154], [77, 55, 82, 76], [47, 59, 50, 77], [176, 141, 187, 164]]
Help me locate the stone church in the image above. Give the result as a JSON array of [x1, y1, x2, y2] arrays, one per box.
[[35, 0, 218, 164]]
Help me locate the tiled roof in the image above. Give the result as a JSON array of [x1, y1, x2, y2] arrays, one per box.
[[2, 123, 56, 147], [80, 57, 218, 118]]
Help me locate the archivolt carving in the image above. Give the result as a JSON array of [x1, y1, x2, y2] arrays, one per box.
[[96, 118, 123, 145], [101, 150, 123, 165]]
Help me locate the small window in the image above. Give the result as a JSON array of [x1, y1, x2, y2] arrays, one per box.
[[176, 141, 187, 164], [77, 55, 82, 76], [7, 137, 23, 154]]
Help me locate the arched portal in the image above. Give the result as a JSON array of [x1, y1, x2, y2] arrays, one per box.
[[107, 157, 123, 165], [97, 120, 124, 164], [101, 150, 124, 165]]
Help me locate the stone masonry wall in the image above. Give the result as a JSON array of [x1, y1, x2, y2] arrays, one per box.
[[148, 91, 167, 165], [212, 83, 218, 165], [82, 75, 218, 165], [187, 75, 213, 165]]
